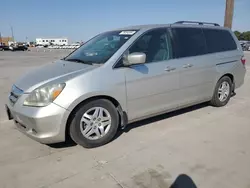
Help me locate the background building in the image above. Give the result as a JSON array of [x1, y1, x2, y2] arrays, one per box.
[[36, 38, 68, 46], [0, 37, 13, 45]]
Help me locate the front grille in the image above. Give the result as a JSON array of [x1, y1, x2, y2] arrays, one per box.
[[9, 85, 23, 105]]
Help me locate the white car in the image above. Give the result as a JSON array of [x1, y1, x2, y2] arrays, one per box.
[[48, 46, 55, 49], [69, 43, 81, 49], [75, 45, 80, 49]]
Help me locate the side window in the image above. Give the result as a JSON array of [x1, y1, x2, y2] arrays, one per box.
[[172, 27, 206, 58], [203, 29, 237, 53], [128, 29, 172, 63]]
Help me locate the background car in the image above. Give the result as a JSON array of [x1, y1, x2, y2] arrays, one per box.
[[244, 42, 250, 51], [10, 45, 28, 51], [48, 45, 57, 49], [0, 45, 11, 51], [240, 41, 250, 51], [35, 45, 44, 48]]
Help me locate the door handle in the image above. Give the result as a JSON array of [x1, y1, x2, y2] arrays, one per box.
[[164, 67, 176, 72], [183, 64, 193, 68]]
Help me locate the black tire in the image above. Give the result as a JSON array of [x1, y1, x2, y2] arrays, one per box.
[[69, 99, 119, 148], [210, 76, 232, 107]]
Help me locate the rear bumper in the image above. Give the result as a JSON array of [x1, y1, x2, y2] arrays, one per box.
[[6, 94, 70, 144]]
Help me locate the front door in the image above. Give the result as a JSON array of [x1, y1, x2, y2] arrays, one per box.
[[124, 28, 181, 121]]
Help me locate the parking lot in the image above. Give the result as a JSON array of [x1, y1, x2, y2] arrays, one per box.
[[0, 50, 250, 188]]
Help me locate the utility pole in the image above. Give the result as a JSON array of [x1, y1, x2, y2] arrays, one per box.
[[10, 26, 15, 42], [224, 0, 234, 28], [0, 32, 2, 44]]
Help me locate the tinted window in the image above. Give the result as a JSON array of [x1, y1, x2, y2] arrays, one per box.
[[203, 29, 237, 53], [128, 29, 172, 63], [172, 28, 206, 58]]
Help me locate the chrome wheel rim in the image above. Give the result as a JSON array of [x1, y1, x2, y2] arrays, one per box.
[[80, 107, 111, 140], [218, 81, 230, 102]]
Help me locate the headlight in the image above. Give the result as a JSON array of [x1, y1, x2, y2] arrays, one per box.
[[23, 83, 65, 107]]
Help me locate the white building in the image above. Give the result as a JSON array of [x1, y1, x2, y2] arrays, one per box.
[[36, 38, 68, 46]]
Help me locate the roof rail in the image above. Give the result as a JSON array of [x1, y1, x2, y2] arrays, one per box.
[[175, 21, 220, 26]]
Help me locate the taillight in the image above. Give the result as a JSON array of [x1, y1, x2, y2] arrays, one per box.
[[241, 57, 246, 65]]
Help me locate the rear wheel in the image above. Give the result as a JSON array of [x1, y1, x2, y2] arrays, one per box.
[[210, 76, 232, 107], [69, 99, 119, 148]]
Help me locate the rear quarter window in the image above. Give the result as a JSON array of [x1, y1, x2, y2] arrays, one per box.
[[203, 29, 237, 53]]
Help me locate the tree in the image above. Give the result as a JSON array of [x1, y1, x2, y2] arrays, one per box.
[[234, 31, 241, 39], [234, 31, 250, 41], [241, 31, 250, 41]]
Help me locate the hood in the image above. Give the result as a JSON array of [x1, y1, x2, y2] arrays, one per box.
[[15, 60, 97, 92]]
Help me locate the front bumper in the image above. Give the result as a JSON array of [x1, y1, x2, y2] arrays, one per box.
[[6, 94, 70, 144]]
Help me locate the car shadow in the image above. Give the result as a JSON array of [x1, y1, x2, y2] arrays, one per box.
[[114, 102, 210, 140], [47, 141, 77, 149], [47, 138, 77, 148]]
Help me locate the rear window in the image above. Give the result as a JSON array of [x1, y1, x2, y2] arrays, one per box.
[[172, 28, 207, 58], [203, 29, 237, 53]]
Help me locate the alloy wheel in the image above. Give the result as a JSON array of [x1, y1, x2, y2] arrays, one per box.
[[218, 81, 230, 102]]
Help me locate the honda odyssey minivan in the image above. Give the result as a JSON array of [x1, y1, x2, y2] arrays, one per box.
[[6, 21, 246, 148]]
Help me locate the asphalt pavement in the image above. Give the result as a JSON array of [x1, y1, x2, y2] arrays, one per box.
[[0, 50, 249, 188]]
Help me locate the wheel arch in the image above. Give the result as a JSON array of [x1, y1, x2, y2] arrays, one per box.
[[220, 73, 234, 83], [218, 73, 235, 91], [65, 95, 127, 141]]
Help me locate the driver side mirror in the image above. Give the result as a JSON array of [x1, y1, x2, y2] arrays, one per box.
[[124, 52, 146, 66]]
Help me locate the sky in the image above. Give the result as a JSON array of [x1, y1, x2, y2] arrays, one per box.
[[0, 0, 249, 42]]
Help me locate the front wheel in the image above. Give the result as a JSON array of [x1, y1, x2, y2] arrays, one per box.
[[69, 99, 119, 148], [210, 76, 232, 107]]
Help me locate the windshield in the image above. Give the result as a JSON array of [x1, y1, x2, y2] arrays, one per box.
[[64, 30, 138, 64]]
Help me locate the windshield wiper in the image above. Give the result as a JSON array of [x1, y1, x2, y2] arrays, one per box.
[[65, 58, 93, 65]]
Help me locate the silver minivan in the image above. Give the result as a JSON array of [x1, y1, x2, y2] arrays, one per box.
[[6, 21, 246, 148]]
